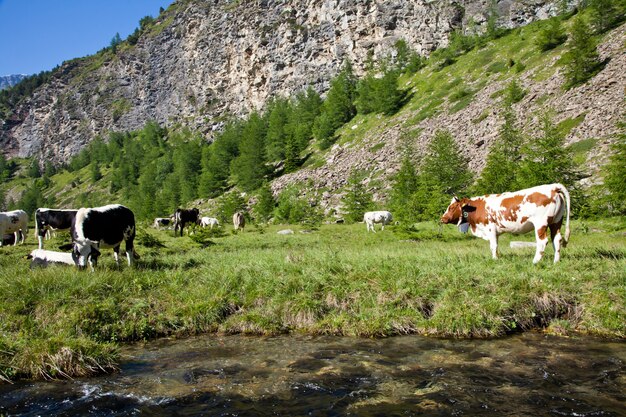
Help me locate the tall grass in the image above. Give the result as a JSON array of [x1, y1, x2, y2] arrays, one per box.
[[0, 219, 624, 381]]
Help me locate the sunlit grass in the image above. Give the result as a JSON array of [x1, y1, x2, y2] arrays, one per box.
[[0, 218, 624, 381]]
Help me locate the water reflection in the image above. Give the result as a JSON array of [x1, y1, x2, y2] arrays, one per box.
[[1, 333, 624, 416]]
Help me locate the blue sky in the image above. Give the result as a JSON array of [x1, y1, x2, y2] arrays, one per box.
[[0, 0, 175, 75]]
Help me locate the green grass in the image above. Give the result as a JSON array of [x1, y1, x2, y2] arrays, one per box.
[[0, 219, 624, 382]]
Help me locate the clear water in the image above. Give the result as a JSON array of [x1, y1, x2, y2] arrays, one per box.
[[1, 333, 624, 416]]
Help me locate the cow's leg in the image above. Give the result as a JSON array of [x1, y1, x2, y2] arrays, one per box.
[[113, 245, 121, 266], [489, 232, 499, 259], [13, 231, 19, 246], [125, 241, 134, 267], [533, 225, 549, 264], [549, 223, 563, 263]]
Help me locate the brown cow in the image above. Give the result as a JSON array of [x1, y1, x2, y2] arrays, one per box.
[[440, 183, 570, 263]]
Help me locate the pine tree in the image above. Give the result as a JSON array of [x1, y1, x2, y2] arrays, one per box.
[[588, 0, 622, 34], [517, 114, 579, 188], [535, 17, 568, 52], [343, 170, 374, 223], [504, 79, 526, 106], [562, 16, 603, 89], [198, 122, 241, 197], [28, 160, 41, 178], [313, 61, 357, 147], [254, 182, 276, 222], [389, 152, 420, 223], [475, 108, 524, 194], [603, 121, 626, 214], [265, 98, 290, 162], [421, 130, 473, 196], [110, 32, 122, 53], [230, 112, 268, 192], [418, 130, 473, 219], [0, 154, 9, 182]]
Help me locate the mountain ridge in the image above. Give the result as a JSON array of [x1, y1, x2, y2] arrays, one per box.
[[1, 0, 565, 164]]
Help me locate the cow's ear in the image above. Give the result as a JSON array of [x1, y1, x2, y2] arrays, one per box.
[[58, 243, 74, 251], [462, 204, 477, 212]]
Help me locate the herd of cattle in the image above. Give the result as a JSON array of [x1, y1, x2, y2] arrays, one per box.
[[0, 183, 571, 268]]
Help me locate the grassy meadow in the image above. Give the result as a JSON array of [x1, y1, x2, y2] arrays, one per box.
[[0, 218, 624, 382]]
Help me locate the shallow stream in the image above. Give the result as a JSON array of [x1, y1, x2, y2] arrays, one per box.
[[1, 333, 624, 416]]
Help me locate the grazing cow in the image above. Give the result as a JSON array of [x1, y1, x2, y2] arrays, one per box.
[[233, 212, 245, 232], [173, 208, 200, 237], [364, 211, 393, 233], [440, 183, 571, 264], [153, 217, 172, 229], [26, 249, 83, 268], [66, 204, 137, 270], [0, 210, 28, 246], [35, 208, 78, 249], [200, 216, 220, 229], [2, 234, 16, 245]]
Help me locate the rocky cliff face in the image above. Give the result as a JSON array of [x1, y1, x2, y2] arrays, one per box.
[[1, 0, 563, 163], [0, 74, 28, 91]]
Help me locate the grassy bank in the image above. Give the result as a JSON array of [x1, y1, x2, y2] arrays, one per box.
[[0, 219, 624, 382]]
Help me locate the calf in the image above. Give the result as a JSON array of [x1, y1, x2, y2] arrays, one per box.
[[173, 208, 200, 237], [200, 216, 220, 229], [364, 211, 393, 233], [0, 210, 28, 246], [440, 183, 571, 264], [233, 212, 245, 232], [67, 204, 137, 270], [153, 217, 172, 229], [26, 249, 86, 268], [35, 208, 78, 249]]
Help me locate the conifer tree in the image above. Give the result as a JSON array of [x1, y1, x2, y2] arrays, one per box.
[[199, 122, 241, 197], [419, 130, 473, 218], [562, 16, 603, 89], [535, 17, 568, 51], [389, 151, 420, 224], [313, 61, 357, 148], [475, 108, 524, 194], [254, 182, 276, 222], [230, 112, 268, 192], [588, 0, 623, 34], [603, 121, 626, 214], [265, 98, 290, 162], [343, 170, 374, 223], [517, 114, 578, 188], [28, 160, 41, 178]]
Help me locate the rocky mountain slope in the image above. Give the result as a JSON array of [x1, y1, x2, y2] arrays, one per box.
[[271, 22, 625, 210], [0, 74, 28, 91], [1, 0, 564, 163]]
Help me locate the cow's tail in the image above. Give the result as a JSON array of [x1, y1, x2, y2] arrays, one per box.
[[557, 184, 571, 247]]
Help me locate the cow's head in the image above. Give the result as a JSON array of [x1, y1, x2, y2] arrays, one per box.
[[441, 197, 463, 224], [61, 240, 101, 269]]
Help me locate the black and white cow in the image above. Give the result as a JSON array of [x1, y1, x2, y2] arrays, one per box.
[[173, 208, 199, 237], [65, 204, 138, 270], [0, 210, 28, 246], [35, 208, 78, 249], [153, 217, 172, 229]]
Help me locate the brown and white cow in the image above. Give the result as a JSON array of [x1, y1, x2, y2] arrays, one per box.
[[440, 183, 571, 264]]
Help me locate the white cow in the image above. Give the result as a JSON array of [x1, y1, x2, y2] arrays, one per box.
[[200, 216, 220, 228], [27, 249, 80, 268], [364, 211, 393, 233], [0, 209, 28, 246]]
